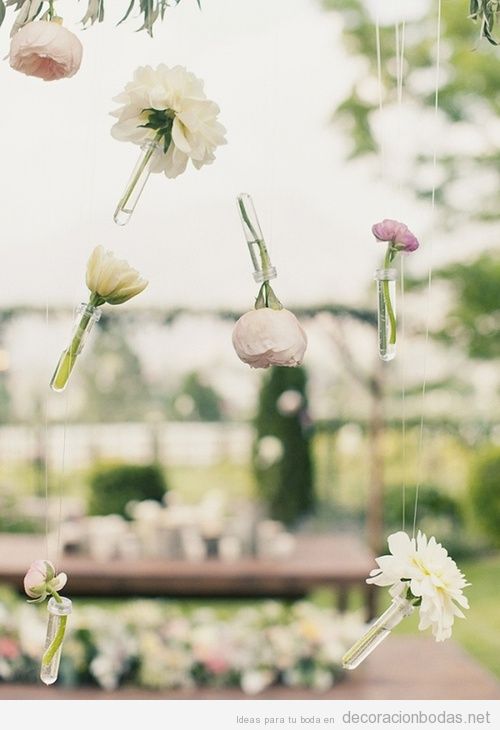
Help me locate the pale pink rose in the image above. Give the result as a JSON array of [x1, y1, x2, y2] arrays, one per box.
[[232, 308, 307, 369], [23, 560, 67, 603], [10, 21, 83, 82]]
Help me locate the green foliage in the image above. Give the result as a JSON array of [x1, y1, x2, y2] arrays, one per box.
[[383, 483, 463, 529], [322, 0, 500, 221], [88, 462, 168, 518], [433, 252, 500, 359], [253, 367, 316, 526], [469, 447, 500, 546]]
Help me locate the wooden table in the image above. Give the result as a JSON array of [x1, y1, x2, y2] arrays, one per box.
[[1, 638, 499, 700], [0, 533, 377, 619]]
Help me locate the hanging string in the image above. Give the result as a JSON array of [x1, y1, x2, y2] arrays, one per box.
[[394, 19, 407, 531], [412, 0, 442, 538], [44, 302, 50, 560]]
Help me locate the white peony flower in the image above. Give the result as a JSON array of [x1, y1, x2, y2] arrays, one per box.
[[367, 531, 469, 642], [111, 64, 227, 179], [232, 308, 307, 369], [86, 245, 148, 305]]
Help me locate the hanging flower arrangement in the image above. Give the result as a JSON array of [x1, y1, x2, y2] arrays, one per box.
[[469, 0, 500, 45], [342, 531, 469, 670], [50, 245, 148, 392], [372, 218, 419, 362], [0, 0, 199, 37], [23, 560, 72, 685], [232, 194, 307, 370], [111, 64, 227, 224]]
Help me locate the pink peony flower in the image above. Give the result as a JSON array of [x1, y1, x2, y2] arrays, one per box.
[[24, 560, 67, 603], [372, 219, 419, 253], [10, 21, 83, 82], [232, 308, 307, 369]]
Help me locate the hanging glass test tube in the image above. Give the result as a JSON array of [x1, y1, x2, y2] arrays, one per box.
[[50, 303, 101, 392], [374, 267, 397, 362], [237, 193, 277, 283], [40, 596, 72, 685], [114, 139, 162, 226], [342, 596, 414, 670]]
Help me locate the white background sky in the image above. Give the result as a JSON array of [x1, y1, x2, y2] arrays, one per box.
[[0, 0, 429, 311]]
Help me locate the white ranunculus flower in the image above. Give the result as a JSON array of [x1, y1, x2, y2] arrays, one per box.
[[367, 531, 469, 641], [232, 308, 307, 369], [86, 246, 148, 305], [111, 64, 227, 179]]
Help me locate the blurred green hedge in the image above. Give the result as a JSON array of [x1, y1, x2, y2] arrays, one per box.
[[469, 447, 500, 548], [88, 462, 168, 518]]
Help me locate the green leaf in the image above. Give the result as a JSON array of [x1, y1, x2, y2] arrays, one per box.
[[0, 1, 5, 26], [118, 0, 136, 25]]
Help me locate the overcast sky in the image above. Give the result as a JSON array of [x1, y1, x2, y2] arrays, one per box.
[[0, 0, 433, 312]]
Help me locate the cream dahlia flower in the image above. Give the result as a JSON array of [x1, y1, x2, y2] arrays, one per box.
[[9, 21, 83, 81], [111, 64, 227, 179], [367, 531, 469, 642], [86, 246, 148, 305], [232, 308, 307, 369]]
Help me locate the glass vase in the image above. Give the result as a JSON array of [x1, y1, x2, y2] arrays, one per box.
[[237, 193, 277, 283], [375, 267, 397, 362], [114, 140, 162, 226], [50, 303, 101, 392], [40, 596, 72, 686], [342, 596, 414, 670]]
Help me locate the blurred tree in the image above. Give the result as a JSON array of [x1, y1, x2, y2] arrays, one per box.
[[322, 0, 500, 223], [431, 252, 500, 359], [253, 367, 316, 526], [172, 371, 224, 421], [80, 318, 151, 422], [469, 447, 500, 546]]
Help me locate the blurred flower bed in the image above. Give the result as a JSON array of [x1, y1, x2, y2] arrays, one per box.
[[0, 589, 363, 694]]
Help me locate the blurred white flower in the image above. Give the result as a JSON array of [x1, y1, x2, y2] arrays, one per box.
[[233, 308, 307, 369], [367, 531, 469, 641], [277, 389, 303, 415], [256, 436, 284, 467], [241, 669, 275, 695], [111, 64, 227, 179]]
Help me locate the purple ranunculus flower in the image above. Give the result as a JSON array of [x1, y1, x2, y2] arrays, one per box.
[[372, 219, 419, 253]]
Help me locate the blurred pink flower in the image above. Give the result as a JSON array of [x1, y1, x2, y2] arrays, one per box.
[[372, 219, 419, 253], [10, 21, 83, 81], [23, 560, 67, 603], [232, 308, 307, 369], [0, 637, 20, 660]]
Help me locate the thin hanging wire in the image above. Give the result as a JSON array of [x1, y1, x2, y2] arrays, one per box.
[[412, 0, 442, 538], [44, 303, 50, 560], [395, 19, 407, 531]]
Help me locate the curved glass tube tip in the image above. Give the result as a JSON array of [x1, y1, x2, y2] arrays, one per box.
[[114, 140, 162, 226], [50, 303, 101, 392], [374, 268, 397, 362], [237, 193, 277, 283], [40, 596, 72, 686], [342, 596, 414, 671]]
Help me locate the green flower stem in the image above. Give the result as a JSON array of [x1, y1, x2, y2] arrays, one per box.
[[42, 591, 66, 667], [50, 294, 101, 392], [116, 130, 164, 214], [383, 246, 397, 346]]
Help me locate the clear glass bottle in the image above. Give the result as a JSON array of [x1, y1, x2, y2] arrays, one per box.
[[237, 193, 277, 283], [114, 139, 162, 226], [40, 596, 72, 686], [342, 596, 414, 671], [50, 303, 101, 392], [374, 267, 397, 362]]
